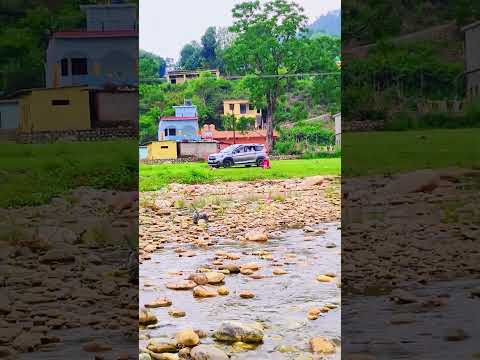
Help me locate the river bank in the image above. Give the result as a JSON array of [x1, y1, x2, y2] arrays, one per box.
[[139, 176, 341, 359]]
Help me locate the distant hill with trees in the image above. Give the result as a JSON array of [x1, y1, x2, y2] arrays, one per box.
[[308, 9, 340, 37]]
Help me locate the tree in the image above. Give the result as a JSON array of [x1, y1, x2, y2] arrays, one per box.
[[201, 26, 218, 68], [224, 0, 308, 151], [139, 49, 166, 79], [179, 41, 203, 70]]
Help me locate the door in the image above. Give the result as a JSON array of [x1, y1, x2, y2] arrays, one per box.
[[243, 145, 257, 163], [232, 145, 248, 163]]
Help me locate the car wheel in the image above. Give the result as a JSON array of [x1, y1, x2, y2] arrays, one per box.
[[223, 159, 233, 168], [256, 158, 264, 167]]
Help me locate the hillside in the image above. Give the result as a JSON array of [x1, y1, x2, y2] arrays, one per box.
[[308, 9, 340, 37]]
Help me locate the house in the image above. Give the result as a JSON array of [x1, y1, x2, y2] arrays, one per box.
[[166, 69, 220, 85], [223, 99, 266, 129], [12, 86, 91, 132], [334, 112, 341, 146], [158, 100, 200, 141], [200, 124, 277, 149], [146, 141, 178, 160], [1, 85, 138, 134], [45, 1, 138, 88], [462, 21, 480, 98]]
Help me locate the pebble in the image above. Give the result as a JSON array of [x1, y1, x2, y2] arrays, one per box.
[[168, 309, 186, 318], [145, 298, 172, 308], [239, 291, 255, 299]]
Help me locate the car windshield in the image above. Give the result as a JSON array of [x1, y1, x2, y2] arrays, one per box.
[[220, 145, 240, 153]]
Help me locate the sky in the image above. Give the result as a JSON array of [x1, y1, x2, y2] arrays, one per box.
[[140, 0, 340, 61]]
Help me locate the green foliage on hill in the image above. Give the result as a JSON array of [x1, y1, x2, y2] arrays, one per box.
[[343, 41, 464, 122], [274, 121, 335, 156], [140, 49, 166, 79]]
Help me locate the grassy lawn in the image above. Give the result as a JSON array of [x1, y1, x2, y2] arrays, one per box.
[[0, 141, 138, 208], [140, 158, 340, 192], [343, 128, 480, 177]]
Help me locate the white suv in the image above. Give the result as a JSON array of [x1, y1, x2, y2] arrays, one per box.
[[208, 144, 268, 168]]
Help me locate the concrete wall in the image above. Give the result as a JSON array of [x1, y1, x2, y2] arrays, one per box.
[[334, 113, 341, 146], [179, 142, 218, 159], [18, 87, 90, 132], [46, 36, 138, 88], [0, 101, 19, 129], [139, 146, 147, 160], [81, 4, 138, 31], [147, 141, 177, 160], [223, 100, 259, 119], [95, 91, 138, 124], [158, 119, 200, 141]]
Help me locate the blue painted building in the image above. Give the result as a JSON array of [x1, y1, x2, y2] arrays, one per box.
[[45, 2, 138, 88], [158, 100, 200, 141]]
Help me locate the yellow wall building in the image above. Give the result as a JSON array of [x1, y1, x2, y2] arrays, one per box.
[[18, 86, 90, 132], [147, 141, 178, 160], [223, 99, 259, 119]]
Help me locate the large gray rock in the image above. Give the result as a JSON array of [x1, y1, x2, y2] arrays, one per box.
[[213, 321, 263, 344], [190, 345, 229, 360]]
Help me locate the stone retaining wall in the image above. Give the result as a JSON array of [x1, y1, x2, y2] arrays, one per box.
[[17, 127, 138, 143], [343, 120, 386, 132]]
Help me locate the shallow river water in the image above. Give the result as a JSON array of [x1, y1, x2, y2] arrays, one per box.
[[140, 223, 341, 359]]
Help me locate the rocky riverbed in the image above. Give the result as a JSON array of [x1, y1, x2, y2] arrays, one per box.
[[139, 177, 341, 360], [342, 167, 480, 359], [0, 188, 139, 359], [342, 168, 480, 294]]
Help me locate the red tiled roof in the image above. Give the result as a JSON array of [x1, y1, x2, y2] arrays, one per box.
[[52, 30, 138, 39], [160, 116, 198, 121]]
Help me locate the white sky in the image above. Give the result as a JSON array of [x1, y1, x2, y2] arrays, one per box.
[[140, 0, 341, 61]]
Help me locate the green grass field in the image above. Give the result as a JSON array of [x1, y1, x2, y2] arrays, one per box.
[[140, 158, 340, 192], [343, 129, 480, 176], [0, 141, 138, 208]]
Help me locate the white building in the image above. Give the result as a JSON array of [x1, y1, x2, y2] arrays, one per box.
[[462, 21, 480, 98]]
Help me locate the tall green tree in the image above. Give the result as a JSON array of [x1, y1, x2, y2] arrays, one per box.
[[140, 49, 166, 79], [179, 41, 203, 70], [224, 0, 308, 151], [201, 26, 218, 68]]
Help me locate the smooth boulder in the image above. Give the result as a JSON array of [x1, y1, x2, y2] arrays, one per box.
[[213, 321, 263, 344], [190, 344, 229, 360]]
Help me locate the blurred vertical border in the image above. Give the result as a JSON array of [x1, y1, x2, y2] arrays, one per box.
[[0, 0, 139, 359]]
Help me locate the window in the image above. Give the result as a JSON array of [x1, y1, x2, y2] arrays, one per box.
[[229, 103, 235, 111], [249, 104, 255, 111], [161, 146, 169, 149], [52, 100, 70, 106], [240, 104, 247, 114], [71, 58, 88, 75], [164, 128, 176, 136], [171, 78, 176, 84], [61, 58, 69, 76], [255, 145, 263, 151]]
